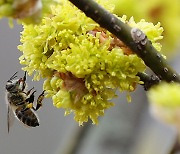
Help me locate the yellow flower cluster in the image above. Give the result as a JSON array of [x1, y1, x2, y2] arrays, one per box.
[[148, 82, 180, 134], [0, 0, 14, 17], [19, 0, 163, 125], [148, 82, 180, 108]]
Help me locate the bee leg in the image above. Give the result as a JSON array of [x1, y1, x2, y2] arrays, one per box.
[[26, 87, 34, 96], [26, 90, 36, 103], [21, 71, 27, 91], [33, 90, 45, 111], [21, 91, 36, 112], [19, 71, 27, 91]]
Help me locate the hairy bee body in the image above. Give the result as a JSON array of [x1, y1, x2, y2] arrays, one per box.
[[5, 72, 44, 132], [15, 107, 39, 127], [7, 92, 39, 127]]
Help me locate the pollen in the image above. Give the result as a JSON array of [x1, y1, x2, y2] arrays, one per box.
[[26, 103, 33, 109]]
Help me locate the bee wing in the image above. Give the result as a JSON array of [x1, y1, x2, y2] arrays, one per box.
[[7, 104, 15, 133]]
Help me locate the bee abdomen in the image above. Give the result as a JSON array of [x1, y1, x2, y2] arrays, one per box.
[[15, 108, 39, 127]]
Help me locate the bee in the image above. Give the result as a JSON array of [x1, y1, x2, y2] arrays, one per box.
[[5, 71, 45, 132]]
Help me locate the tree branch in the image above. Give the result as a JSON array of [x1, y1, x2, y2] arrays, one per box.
[[68, 0, 180, 82]]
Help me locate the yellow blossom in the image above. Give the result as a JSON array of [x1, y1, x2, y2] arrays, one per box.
[[19, 0, 163, 125]]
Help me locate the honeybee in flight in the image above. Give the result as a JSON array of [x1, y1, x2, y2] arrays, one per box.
[[5, 71, 45, 132]]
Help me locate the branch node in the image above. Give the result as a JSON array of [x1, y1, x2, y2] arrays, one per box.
[[163, 67, 168, 73], [131, 28, 147, 51], [113, 24, 121, 32]]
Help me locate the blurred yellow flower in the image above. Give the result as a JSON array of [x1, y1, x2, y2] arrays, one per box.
[[0, 0, 57, 24], [148, 82, 180, 137], [111, 0, 180, 57]]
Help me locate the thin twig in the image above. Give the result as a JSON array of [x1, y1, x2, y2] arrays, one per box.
[[68, 0, 180, 82], [137, 72, 160, 90]]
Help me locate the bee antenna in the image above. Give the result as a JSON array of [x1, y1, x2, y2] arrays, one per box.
[[8, 72, 18, 82]]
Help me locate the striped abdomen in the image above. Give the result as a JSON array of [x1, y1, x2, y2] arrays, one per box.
[[15, 107, 39, 127]]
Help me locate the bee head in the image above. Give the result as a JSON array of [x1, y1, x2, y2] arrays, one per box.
[[6, 72, 21, 92], [6, 80, 21, 92]]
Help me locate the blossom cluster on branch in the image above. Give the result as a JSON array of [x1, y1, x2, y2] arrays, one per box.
[[18, 0, 164, 125]]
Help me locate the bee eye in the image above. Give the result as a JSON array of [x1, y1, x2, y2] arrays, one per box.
[[6, 84, 14, 91]]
